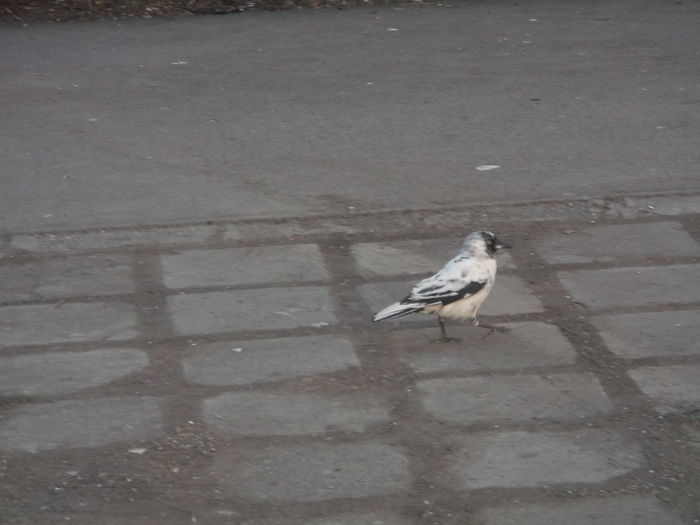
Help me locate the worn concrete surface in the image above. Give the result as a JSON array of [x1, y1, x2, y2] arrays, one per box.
[[2, 1, 700, 523], [2, 1, 700, 232]]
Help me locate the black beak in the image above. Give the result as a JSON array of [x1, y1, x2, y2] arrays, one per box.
[[496, 239, 512, 250]]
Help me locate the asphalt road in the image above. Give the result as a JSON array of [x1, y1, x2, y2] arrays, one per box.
[[2, 0, 699, 232]]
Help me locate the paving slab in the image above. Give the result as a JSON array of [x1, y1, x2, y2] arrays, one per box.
[[0, 302, 139, 348], [6, 510, 197, 525], [246, 512, 414, 525], [0, 348, 149, 396], [0, 254, 135, 302], [0, 397, 163, 453], [448, 429, 643, 489], [418, 373, 612, 424], [593, 310, 700, 359], [167, 286, 336, 335], [11, 225, 216, 253], [210, 442, 410, 502], [535, 221, 700, 264], [392, 322, 577, 373], [203, 391, 390, 436], [615, 195, 700, 218], [360, 274, 542, 322], [183, 335, 358, 386], [629, 365, 700, 414], [558, 264, 700, 310], [223, 219, 361, 242], [8, 506, 199, 525], [476, 496, 687, 525], [351, 238, 515, 278], [161, 244, 328, 289], [303, 512, 413, 525]]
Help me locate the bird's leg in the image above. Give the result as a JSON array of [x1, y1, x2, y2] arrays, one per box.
[[472, 317, 510, 338], [434, 316, 459, 343], [438, 316, 448, 342]]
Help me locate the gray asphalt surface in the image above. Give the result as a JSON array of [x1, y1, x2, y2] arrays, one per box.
[[2, 0, 699, 233]]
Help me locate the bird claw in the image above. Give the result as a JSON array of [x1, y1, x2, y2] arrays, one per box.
[[478, 324, 510, 339], [432, 337, 462, 344]]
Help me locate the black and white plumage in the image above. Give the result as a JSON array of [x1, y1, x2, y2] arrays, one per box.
[[372, 231, 511, 341]]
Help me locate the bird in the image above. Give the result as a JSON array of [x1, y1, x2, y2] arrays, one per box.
[[371, 231, 511, 341]]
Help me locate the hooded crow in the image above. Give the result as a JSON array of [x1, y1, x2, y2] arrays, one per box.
[[372, 231, 511, 341]]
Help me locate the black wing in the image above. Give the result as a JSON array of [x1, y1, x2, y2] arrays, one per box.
[[402, 279, 486, 306]]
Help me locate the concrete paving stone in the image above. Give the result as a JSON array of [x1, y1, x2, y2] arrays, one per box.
[[449, 429, 643, 489], [629, 364, 700, 414], [183, 335, 358, 386], [11, 225, 216, 253], [203, 391, 390, 436], [394, 322, 577, 373], [0, 255, 136, 303], [360, 274, 542, 322], [622, 195, 700, 217], [476, 496, 687, 525], [167, 286, 336, 335], [0, 397, 163, 453], [161, 244, 328, 289], [302, 512, 413, 525], [223, 219, 360, 241], [592, 310, 700, 358], [558, 264, 700, 310], [0, 348, 149, 396], [536, 221, 700, 264], [418, 373, 612, 424], [245, 512, 414, 525], [9, 507, 196, 525], [351, 238, 515, 278], [0, 302, 139, 348], [210, 442, 410, 502]]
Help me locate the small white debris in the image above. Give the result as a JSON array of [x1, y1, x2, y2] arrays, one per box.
[[647, 205, 655, 210], [365, 82, 374, 85], [128, 448, 147, 455], [66, 471, 79, 476], [529, 18, 538, 22], [87, 118, 99, 122], [311, 322, 329, 328], [171, 466, 180, 473], [171, 61, 190, 66], [231, 347, 243, 352], [475, 165, 501, 171], [564, 229, 577, 235], [387, 27, 399, 31]]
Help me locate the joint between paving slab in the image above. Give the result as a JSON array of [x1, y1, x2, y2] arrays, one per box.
[[317, 238, 459, 503], [129, 251, 202, 428]]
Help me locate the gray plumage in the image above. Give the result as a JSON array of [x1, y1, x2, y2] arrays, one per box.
[[372, 231, 511, 340]]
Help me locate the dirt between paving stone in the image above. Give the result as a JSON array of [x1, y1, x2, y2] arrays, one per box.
[[0, 194, 699, 524]]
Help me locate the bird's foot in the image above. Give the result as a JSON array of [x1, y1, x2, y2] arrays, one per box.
[[432, 336, 462, 344], [476, 323, 510, 339]]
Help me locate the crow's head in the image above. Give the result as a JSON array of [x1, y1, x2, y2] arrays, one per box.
[[463, 231, 511, 257]]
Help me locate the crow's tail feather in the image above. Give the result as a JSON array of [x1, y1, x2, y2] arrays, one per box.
[[372, 302, 424, 322]]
